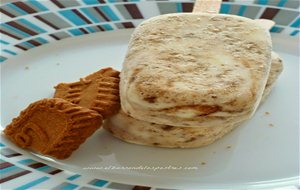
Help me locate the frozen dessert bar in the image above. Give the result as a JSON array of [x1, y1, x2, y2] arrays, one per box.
[[120, 13, 272, 127]]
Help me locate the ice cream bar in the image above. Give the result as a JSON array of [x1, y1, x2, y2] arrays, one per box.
[[120, 4, 272, 127]]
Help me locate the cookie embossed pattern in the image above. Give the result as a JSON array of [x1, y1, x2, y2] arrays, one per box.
[[54, 67, 120, 118], [0, 0, 300, 190], [4, 98, 102, 159]]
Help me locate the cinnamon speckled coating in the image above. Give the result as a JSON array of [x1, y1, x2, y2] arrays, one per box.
[[106, 51, 282, 148], [120, 13, 272, 127], [104, 110, 243, 148], [261, 52, 283, 103]]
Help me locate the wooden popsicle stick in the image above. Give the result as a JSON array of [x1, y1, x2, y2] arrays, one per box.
[[192, 0, 222, 14], [192, 0, 275, 31], [255, 19, 275, 30]]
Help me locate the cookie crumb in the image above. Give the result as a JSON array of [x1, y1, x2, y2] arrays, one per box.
[[201, 162, 206, 165], [268, 123, 274, 127], [264, 112, 270, 116], [25, 66, 29, 70], [226, 145, 231, 149]]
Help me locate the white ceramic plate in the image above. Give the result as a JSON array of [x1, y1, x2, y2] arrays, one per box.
[[1, 29, 299, 189]]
